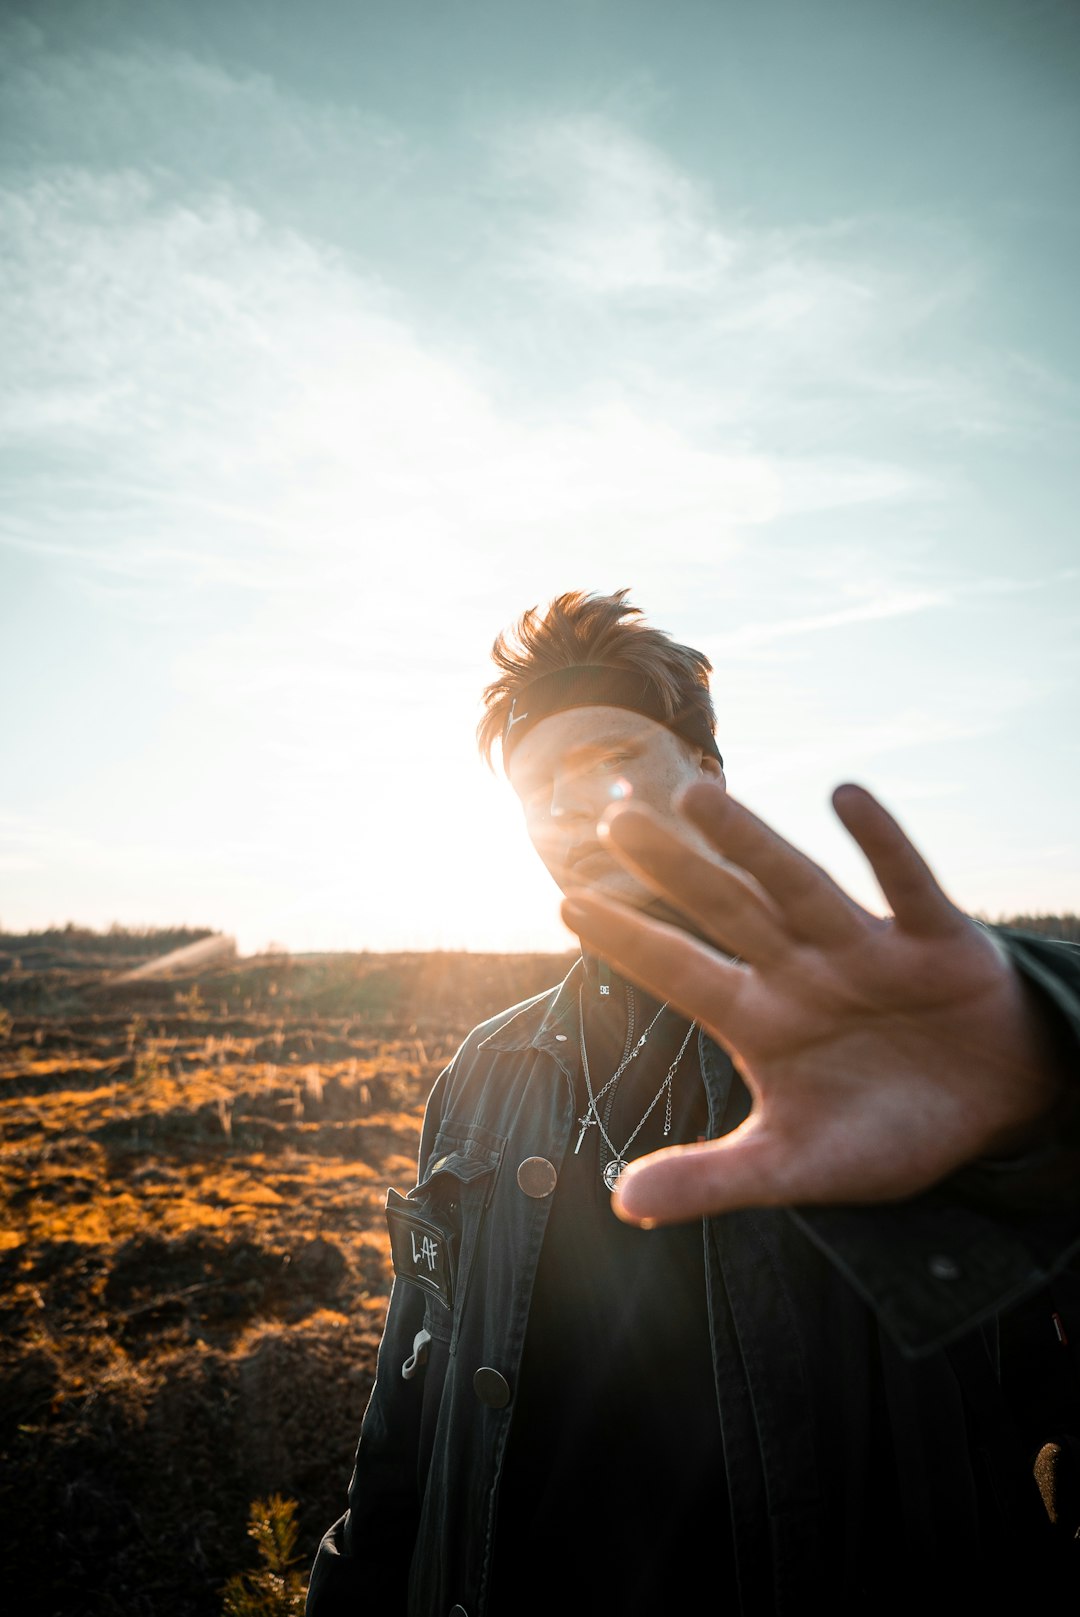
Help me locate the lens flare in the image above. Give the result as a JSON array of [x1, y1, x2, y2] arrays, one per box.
[[609, 777, 633, 802]]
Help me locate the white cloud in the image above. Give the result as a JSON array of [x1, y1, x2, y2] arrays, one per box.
[[0, 20, 409, 223], [1, 51, 947, 637], [2, 155, 920, 640], [485, 113, 1064, 450], [720, 589, 948, 651], [494, 115, 735, 295]]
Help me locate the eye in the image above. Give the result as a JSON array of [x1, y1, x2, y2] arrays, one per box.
[[520, 779, 551, 812]]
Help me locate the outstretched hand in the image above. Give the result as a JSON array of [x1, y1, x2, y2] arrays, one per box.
[[560, 781, 1063, 1227]]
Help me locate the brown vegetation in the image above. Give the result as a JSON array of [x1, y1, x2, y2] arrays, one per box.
[[0, 930, 574, 1617]]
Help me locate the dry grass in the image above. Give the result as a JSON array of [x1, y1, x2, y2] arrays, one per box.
[[0, 936, 572, 1617]]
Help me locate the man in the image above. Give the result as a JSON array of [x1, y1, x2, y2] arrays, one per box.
[[308, 589, 1080, 1615]]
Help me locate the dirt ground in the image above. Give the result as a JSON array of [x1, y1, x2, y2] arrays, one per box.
[[0, 934, 573, 1617]]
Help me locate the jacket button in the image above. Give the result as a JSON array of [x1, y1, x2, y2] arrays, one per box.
[[473, 1366, 511, 1408], [516, 1156, 558, 1198]]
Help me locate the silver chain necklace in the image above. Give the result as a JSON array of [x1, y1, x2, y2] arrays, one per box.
[[582, 982, 639, 1146], [574, 988, 667, 1156], [576, 990, 697, 1191], [601, 983, 637, 1139]]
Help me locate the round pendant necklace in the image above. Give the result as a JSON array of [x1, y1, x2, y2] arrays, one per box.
[[577, 991, 697, 1190]]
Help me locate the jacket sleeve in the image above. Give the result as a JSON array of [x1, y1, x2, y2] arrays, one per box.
[[305, 1068, 452, 1616], [787, 930, 1080, 1359]]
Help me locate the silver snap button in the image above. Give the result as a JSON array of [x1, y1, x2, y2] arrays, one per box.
[[449, 1607, 469, 1617], [928, 1254, 961, 1281], [516, 1156, 558, 1198], [473, 1366, 511, 1408], [555, 1033, 568, 1041]]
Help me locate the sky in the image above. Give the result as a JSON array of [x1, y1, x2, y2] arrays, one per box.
[[1, 0, 1078, 956]]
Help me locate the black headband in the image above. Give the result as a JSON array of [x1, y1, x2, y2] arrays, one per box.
[[501, 665, 722, 768]]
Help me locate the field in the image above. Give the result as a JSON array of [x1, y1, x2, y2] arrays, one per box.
[[0, 931, 574, 1617]]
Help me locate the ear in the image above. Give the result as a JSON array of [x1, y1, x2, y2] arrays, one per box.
[[700, 753, 726, 786]]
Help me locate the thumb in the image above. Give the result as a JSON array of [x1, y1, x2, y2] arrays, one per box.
[[611, 1126, 782, 1226]]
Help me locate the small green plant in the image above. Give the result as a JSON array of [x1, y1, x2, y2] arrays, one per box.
[[220, 1494, 307, 1617]]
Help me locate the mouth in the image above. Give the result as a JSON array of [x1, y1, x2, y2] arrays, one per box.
[[562, 847, 627, 894], [566, 845, 610, 875]]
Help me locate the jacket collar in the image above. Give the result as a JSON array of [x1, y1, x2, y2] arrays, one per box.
[[478, 956, 585, 1058], [478, 954, 741, 1119]]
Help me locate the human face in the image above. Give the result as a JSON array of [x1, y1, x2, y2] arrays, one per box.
[[507, 704, 725, 918]]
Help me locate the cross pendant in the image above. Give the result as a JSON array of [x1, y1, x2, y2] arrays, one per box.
[[575, 1116, 596, 1153]]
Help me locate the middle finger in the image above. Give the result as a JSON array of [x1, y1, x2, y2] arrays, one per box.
[[669, 781, 867, 947], [597, 803, 790, 967]]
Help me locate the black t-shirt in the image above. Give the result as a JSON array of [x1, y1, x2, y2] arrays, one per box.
[[488, 966, 731, 1614]]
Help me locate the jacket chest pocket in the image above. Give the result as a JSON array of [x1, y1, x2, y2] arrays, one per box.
[[385, 1129, 502, 1347]]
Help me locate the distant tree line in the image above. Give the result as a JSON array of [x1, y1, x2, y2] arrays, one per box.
[[0, 923, 219, 959], [988, 914, 1080, 944]]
